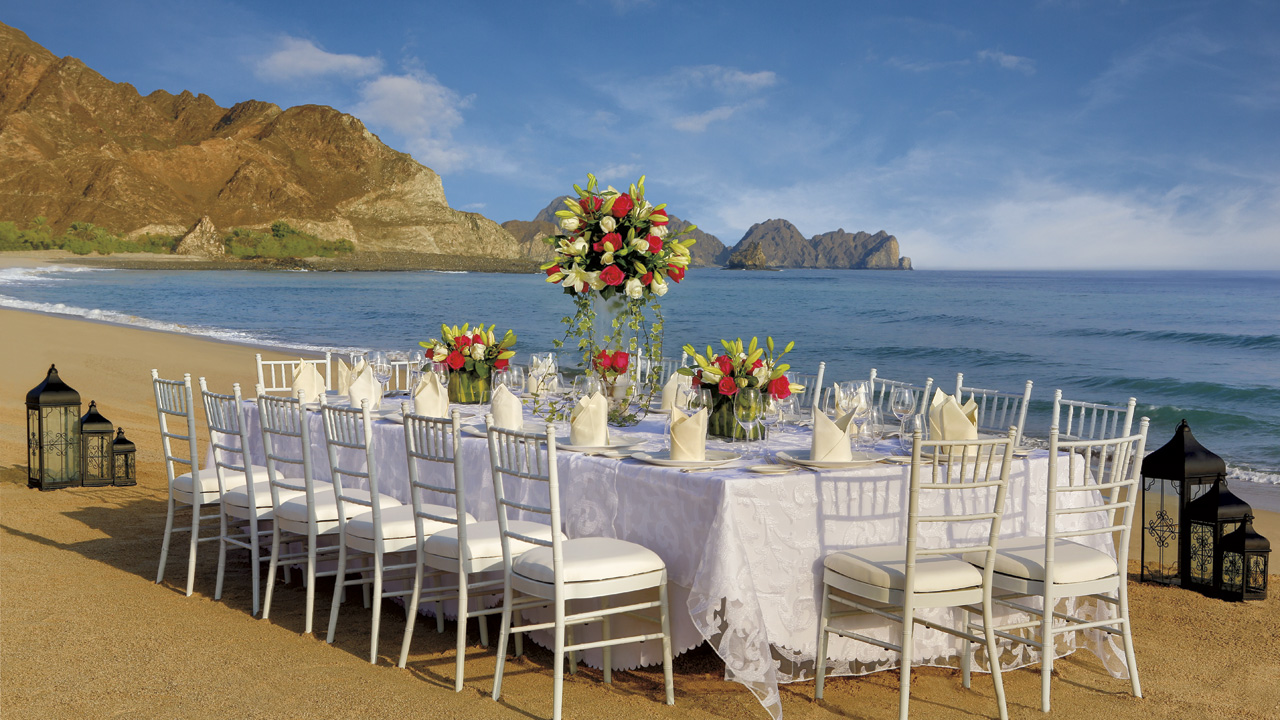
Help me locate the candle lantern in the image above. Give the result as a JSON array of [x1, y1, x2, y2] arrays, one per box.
[[25, 364, 82, 491], [1139, 420, 1226, 586], [79, 401, 115, 487], [1220, 517, 1270, 602], [1184, 480, 1251, 596], [111, 428, 137, 487]]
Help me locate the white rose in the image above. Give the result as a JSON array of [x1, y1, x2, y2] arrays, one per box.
[[470, 344, 486, 361], [624, 277, 644, 299], [651, 224, 668, 238], [599, 216, 617, 233], [753, 364, 771, 383], [651, 275, 669, 296], [601, 251, 615, 265], [560, 216, 580, 231], [630, 237, 648, 252]]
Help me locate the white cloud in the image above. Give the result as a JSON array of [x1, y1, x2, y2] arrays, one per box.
[[977, 49, 1035, 75], [353, 71, 473, 172], [1081, 28, 1223, 110], [671, 65, 778, 92], [255, 37, 382, 82], [672, 105, 738, 132]]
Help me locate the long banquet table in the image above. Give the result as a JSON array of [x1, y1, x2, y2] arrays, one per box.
[[220, 400, 1130, 719]]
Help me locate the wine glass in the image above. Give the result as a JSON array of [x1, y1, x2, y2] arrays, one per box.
[[862, 407, 884, 454], [759, 392, 783, 460], [431, 361, 451, 390], [369, 351, 392, 397], [773, 393, 799, 437], [499, 364, 524, 394], [889, 387, 916, 452], [573, 374, 601, 401], [734, 387, 764, 456]]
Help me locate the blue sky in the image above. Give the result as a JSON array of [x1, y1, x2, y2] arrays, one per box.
[[8, 1, 1280, 269]]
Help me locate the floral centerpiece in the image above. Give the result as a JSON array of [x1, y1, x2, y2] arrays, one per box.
[[678, 337, 800, 439], [420, 322, 516, 404], [541, 173, 697, 425]]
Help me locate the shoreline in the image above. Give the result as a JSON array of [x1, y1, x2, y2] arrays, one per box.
[[0, 249, 544, 273]]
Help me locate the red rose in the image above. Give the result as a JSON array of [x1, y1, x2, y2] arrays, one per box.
[[446, 350, 466, 370], [647, 235, 663, 253], [752, 358, 764, 371], [595, 350, 613, 371], [602, 232, 622, 252], [611, 351, 629, 372], [668, 266, 685, 283], [649, 210, 668, 226], [718, 375, 738, 396], [472, 333, 484, 345], [494, 357, 509, 370], [600, 264, 625, 286], [579, 196, 602, 213], [611, 193, 634, 218], [769, 376, 791, 400], [545, 265, 560, 277], [641, 271, 653, 285], [455, 335, 471, 349], [715, 355, 734, 375]]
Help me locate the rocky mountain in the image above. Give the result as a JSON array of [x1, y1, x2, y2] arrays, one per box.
[[504, 196, 726, 267], [727, 219, 911, 269], [0, 23, 519, 257], [725, 241, 769, 270]]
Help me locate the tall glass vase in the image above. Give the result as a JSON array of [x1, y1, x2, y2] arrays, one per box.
[[447, 372, 490, 404], [591, 293, 647, 426]]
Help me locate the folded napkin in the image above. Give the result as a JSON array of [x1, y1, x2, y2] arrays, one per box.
[[669, 407, 708, 462], [811, 405, 855, 462], [291, 360, 326, 404], [660, 373, 691, 411], [490, 383, 525, 430], [347, 363, 382, 411], [569, 392, 610, 446], [335, 358, 353, 394], [928, 388, 978, 453], [411, 372, 449, 418], [526, 356, 556, 395]]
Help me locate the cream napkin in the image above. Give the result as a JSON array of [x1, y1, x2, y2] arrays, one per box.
[[411, 372, 449, 417], [335, 358, 353, 394], [669, 407, 708, 462], [660, 373, 690, 411], [526, 357, 556, 394], [291, 360, 326, 404], [811, 405, 855, 462], [490, 383, 524, 430], [928, 389, 978, 453], [569, 392, 610, 446], [347, 363, 382, 411]]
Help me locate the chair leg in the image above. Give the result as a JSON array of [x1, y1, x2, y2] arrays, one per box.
[[1118, 586, 1142, 698], [815, 583, 832, 700], [478, 608, 489, 648], [188, 500, 203, 597], [983, 599, 1009, 720], [213, 507, 227, 601], [601, 596, 611, 685], [262, 525, 282, 621], [453, 571, 469, 692], [156, 495, 175, 584], [398, 548, 425, 670], [326, 540, 348, 644], [1040, 594, 1054, 713], [248, 517, 261, 616], [898, 605, 914, 720], [491, 579, 514, 701], [659, 581, 674, 706], [370, 549, 384, 664], [304, 532, 318, 634], [567, 624, 577, 675], [961, 608, 973, 689], [553, 597, 566, 720]]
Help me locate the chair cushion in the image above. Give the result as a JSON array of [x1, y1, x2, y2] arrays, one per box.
[[825, 545, 982, 593], [275, 489, 395, 523], [345, 504, 474, 542], [513, 537, 665, 585], [426, 520, 564, 561], [963, 536, 1117, 584], [172, 465, 270, 495], [222, 481, 304, 509]]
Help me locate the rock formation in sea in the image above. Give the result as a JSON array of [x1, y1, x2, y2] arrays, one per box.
[[725, 240, 770, 270], [727, 219, 911, 269], [0, 23, 519, 258], [505, 197, 727, 268]]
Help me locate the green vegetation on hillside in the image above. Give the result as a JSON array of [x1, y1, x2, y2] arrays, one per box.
[[0, 218, 353, 258]]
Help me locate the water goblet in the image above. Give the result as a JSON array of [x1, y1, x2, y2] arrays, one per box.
[[573, 374, 601, 401], [503, 364, 525, 394], [734, 387, 764, 457], [369, 351, 392, 397], [431, 362, 451, 390], [759, 392, 783, 460], [889, 387, 916, 451], [862, 407, 884, 454]]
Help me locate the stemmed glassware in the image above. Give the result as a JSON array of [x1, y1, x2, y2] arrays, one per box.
[[889, 387, 917, 452], [369, 351, 392, 397], [734, 387, 764, 458], [862, 407, 884, 453], [573, 374, 601, 401], [498, 364, 525, 393], [759, 392, 783, 460]]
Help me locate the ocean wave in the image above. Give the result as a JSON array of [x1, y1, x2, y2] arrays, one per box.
[[0, 265, 109, 286], [1064, 326, 1280, 351], [1063, 375, 1280, 409], [1229, 466, 1280, 486], [0, 294, 366, 358]]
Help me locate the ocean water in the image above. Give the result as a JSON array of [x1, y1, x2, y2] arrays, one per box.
[[4, 264, 1278, 485]]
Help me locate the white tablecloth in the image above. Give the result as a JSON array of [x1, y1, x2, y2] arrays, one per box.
[[219, 402, 1128, 719]]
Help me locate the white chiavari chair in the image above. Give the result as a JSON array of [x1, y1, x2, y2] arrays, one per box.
[[790, 361, 827, 412], [962, 419, 1149, 713], [868, 368, 934, 418], [1051, 390, 1137, 442], [955, 373, 1034, 447], [255, 352, 333, 393], [488, 417, 674, 720], [815, 428, 1017, 720]]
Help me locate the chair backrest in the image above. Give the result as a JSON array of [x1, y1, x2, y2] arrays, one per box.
[[791, 361, 827, 411], [955, 373, 1033, 447], [321, 402, 383, 539], [1052, 390, 1136, 442], [199, 378, 254, 500], [388, 360, 418, 392], [906, 428, 1017, 592], [152, 370, 199, 491], [256, 352, 333, 393], [487, 417, 561, 586], [258, 388, 321, 515], [403, 405, 467, 547], [868, 368, 934, 419], [1044, 419, 1149, 584]]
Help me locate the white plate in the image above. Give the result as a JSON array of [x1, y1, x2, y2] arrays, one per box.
[[372, 408, 404, 423], [777, 449, 886, 469], [557, 434, 642, 453], [460, 422, 547, 438], [746, 463, 798, 474], [630, 450, 739, 468], [881, 455, 912, 465]]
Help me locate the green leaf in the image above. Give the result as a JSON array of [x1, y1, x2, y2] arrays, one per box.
[[476, 363, 490, 378]]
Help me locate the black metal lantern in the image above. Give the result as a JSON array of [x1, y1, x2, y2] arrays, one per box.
[[79, 401, 114, 487], [26, 364, 82, 491], [1220, 516, 1270, 602], [1139, 420, 1227, 585], [111, 427, 137, 487], [1184, 480, 1251, 597]]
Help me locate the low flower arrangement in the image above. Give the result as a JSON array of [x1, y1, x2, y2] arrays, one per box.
[[420, 322, 517, 404], [679, 337, 800, 439]]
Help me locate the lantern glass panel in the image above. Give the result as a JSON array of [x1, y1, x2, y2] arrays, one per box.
[[27, 407, 40, 483], [1247, 555, 1268, 595], [113, 453, 135, 484], [1189, 521, 1214, 586], [82, 434, 111, 485], [1222, 551, 1244, 594], [41, 406, 80, 486]]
